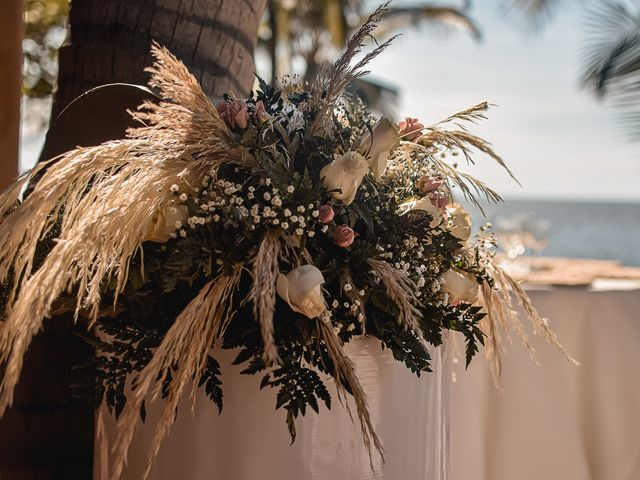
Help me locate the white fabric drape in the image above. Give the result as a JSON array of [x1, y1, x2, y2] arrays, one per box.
[[96, 335, 452, 480], [451, 286, 640, 480]]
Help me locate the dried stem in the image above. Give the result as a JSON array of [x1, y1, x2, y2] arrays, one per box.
[[248, 231, 282, 365], [317, 316, 384, 465], [480, 257, 579, 384], [368, 259, 422, 333]]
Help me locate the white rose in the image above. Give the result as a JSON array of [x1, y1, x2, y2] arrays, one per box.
[[276, 265, 326, 319], [441, 269, 479, 305], [320, 151, 370, 205], [358, 118, 399, 178], [447, 203, 472, 241], [410, 196, 444, 228], [144, 204, 189, 243]]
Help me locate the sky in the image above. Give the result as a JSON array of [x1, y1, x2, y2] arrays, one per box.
[[20, 1, 640, 202], [364, 0, 640, 201]]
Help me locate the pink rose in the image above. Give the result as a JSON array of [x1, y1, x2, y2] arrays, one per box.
[[417, 175, 443, 193], [333, 225, 355, 248], [216, 99, 249, 129], [255, 100, 268, 124], [317, 204, 335, 224], [398, 117, 424, 142], [429, 192, 449, 212]]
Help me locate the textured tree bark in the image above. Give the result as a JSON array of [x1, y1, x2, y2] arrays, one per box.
[[52, 0, 266, 119], [0, 0, 21, 191]]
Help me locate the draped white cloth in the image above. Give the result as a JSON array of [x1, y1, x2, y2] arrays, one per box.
[[451, 285, 640, 480], [96, 336, 453, 480]]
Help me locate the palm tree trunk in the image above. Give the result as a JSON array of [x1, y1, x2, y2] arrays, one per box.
[[52, 0, 266, 119], [0, 0, 21, 191]]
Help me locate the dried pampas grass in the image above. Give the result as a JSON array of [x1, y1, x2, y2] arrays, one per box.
[[368, 259, 422, 333], [480, 257, 579, 383], [248, 231, 282, 365], [0, 45, 252, 416], [309, 2, 396, 135], [111, 270, 241, 479], [317, 316, 384, 464]]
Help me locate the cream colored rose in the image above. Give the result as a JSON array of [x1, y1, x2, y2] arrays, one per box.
[[447, 203, 472, 241], [276, 265, 326, 319], [358, 118, 399, 178], [144, 204, 189, 243], [441, 269, 479, 305], [320, 151, 370, 205], [410, 196, 445, 228]]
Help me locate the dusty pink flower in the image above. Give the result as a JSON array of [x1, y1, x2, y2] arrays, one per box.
[[417, 175, 443, 193], [398, 117, 424, 142], [317, 204, 335, 224], [216, 99, 249, 129], [429, 192, 449, 212], [333, 225, 355, 248], [255, 100, 268, 123]]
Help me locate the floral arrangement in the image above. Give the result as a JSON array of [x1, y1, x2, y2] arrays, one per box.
[[0, 6, 572, 478]]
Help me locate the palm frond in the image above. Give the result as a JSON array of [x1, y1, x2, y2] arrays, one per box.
[[581, 1, 640, 98], [501, 0, 563, 22], [504, 0, 559, 15], [580, 1, 640, 136], [372, 4, 482, 41]]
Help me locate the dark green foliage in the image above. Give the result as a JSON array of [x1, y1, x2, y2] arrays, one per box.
[[260, 363, 331, 443], [199, 356, 223, 413], [377, 322, 432, 376], [255, 75, 284, 112]]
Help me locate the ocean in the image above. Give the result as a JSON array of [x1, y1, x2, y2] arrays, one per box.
[[466, 199, 640, 267]]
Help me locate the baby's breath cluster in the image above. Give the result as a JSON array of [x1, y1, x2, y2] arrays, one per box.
[[168, 174, 328, 240]]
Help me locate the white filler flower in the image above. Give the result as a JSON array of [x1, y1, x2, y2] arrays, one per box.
[[276, 265, 326, 318]]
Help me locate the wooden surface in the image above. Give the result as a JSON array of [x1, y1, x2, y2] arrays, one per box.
[[0, 0, 21, 191], [507, 256, 640, 287]]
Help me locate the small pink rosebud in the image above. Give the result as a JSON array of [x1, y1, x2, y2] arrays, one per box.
[[398, 117, 424, 142], [254, 100, 268, 123], [333, 225, 355, 248], [429, 192, 449, 212], [317, 204, 335, 224], [216, 99, 249, 129], [418, 175, 443, 193]]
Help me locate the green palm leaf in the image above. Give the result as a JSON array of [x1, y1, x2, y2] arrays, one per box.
[[371, 5, 482, 41], [581, 1, 640, 98]]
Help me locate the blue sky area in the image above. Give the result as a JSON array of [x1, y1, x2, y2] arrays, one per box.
[[366, 0, 640, 201]]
